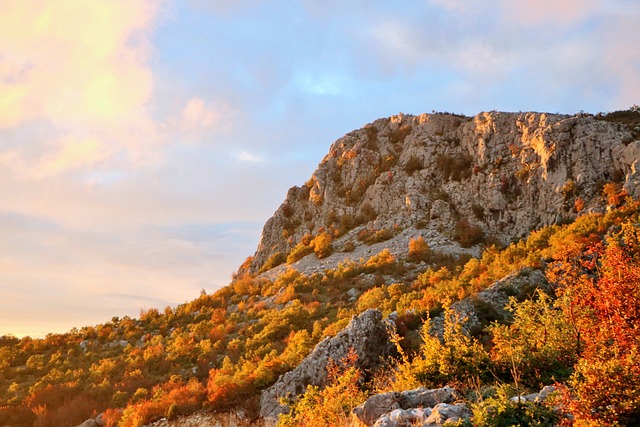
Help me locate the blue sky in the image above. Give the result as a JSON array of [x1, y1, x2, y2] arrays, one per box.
[[0, 0, 638, 337]]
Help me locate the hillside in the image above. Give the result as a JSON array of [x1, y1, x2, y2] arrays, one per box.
[[0, 109, 639, 427]]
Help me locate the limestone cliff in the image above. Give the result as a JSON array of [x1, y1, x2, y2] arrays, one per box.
[[246, 111, 640, 275]]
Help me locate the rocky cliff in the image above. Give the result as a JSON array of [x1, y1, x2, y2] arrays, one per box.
[[246, 111, 640, 275]]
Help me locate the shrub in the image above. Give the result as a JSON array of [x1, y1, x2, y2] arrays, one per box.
[[287, 242, 314, 264], [471, 385, 559, 427], [358, 203, 377, 223], [602, 182, 627, 207], [408, 236, 431, 262], [357, 227, 395, 245], [453, 220, 485, 247], [277, 350, 367, 427], [436, 154, 473, 181], [472, 203, 485, 220], [392, 311, 491, 391], [258, 252, 287, 274], [489, 291, 577, 388], [313, 232, 333, 259], [389, 124, 412, 145], [403, 155, 423, 175]]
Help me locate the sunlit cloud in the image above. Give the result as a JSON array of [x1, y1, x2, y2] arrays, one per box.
[[37, 137, 106, 178], [238, 150, 264, 163], [0, 0, 157, 127]]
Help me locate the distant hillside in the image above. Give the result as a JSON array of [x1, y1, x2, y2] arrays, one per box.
[[0, 109, 639, 427]]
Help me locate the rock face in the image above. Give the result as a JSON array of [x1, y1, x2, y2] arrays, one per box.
[[259, 309, 395, 422], [245, 111, 640, 275]]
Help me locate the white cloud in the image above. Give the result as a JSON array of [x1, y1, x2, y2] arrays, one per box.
[[0, 0, 157, 128]]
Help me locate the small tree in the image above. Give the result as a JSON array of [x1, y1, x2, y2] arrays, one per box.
[[408, 236, 431, 262], [312, 232, 333, 259]]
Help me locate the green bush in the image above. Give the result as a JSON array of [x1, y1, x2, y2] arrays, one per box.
[[471, 385, 559, 427]]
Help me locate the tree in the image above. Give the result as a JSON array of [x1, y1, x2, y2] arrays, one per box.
[[550, 232, 640, 425], [489, 290, 577, 388]]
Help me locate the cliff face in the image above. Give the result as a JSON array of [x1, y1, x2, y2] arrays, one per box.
[[248, 111, 640, 274]]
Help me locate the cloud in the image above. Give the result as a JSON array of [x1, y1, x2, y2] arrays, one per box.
[[0, 0, 165, 183], [0, 0, 157, 128], [238, 151, 264, 163], [498, 0, 603, 28], [0, 213, 261, 337]]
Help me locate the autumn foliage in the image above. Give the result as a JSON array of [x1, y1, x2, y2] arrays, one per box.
[[1, 197, 639, 426]]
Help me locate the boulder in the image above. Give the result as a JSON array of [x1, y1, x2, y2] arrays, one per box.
[[424, 403, 471, 425], [352, 392, 401, 426], [353, 386, 458, 426], [259, 309, 395, 422], [373, 408, 431, 427]]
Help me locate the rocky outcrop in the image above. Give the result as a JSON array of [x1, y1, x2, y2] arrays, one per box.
[[372, 403, 471, 427], [357, 384, 557, 427], [510, 385, 557, 403], [259, 309, 395, 422], [352, 386, 458, 426], [246, 111, 640, 275]]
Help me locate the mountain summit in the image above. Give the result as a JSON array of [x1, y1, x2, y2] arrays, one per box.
[[247, 111, 640, 277]]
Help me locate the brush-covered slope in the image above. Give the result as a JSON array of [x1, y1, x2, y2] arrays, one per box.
[[1, 109, 639, 427], [247, 111, 640, 277]]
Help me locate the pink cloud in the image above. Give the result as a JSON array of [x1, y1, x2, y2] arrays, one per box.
[[0, 0, 158, 127]]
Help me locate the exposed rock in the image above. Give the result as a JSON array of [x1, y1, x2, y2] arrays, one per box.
[[353, 392, 401, 426], [259, 309, 395, 422], [424, 403, 471, 425], [243, 112, 640, 277], [76, 419, 99, 427], [143, 411, 267, 427], [353, 386, 458, 426], [373, 408, 431, 427], [511, 385, 557, 403]]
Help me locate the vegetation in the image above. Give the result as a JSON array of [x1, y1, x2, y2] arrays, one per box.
[[1, 194, 639, 426]]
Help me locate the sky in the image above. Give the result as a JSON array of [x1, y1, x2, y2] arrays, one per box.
[[1, 0, 639, 338]]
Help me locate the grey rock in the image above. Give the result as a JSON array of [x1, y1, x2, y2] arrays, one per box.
[[353, 392, 401, 426], [373, 407, 431, 427], [424, 403, 471, 425], [353, 386, 458, 426], [398, 386, 457, 409], [259, 309, 395, 421]]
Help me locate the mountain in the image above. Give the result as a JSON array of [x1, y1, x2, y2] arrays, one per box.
[[1, 109, 639, 427], [246, 110, 640, 278]]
